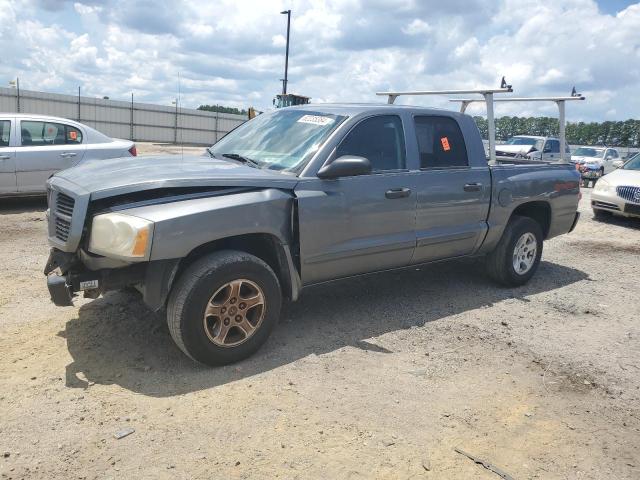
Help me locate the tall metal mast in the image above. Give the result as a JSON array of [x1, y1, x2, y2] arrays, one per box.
[[280, 9, 291, 95]]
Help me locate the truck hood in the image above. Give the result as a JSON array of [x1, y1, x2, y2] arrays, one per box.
[[496, 145, 533, 154], [52, 154, 300, 200]]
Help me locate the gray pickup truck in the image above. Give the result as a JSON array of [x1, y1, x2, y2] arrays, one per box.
[[44, 104, 580, 365]]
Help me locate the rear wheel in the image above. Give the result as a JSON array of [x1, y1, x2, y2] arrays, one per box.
[[167, 250, 282, 366], [486, 216, 543, 287]]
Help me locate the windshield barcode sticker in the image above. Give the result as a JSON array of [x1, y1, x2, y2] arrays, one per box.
[[297, 115, 334, 126]]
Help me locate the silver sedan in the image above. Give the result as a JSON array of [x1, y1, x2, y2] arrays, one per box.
[[591, 153, 640, 219], [0, 113, 136, 196]]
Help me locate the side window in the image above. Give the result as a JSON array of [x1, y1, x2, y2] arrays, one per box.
[[414, 116, 468, 168], [20, 121, 83, 146], [335, 115, 406, 172], [547, 140, 560, 153], [0, 121, 10, 147], [66, 125, 83, 144], [611, 150, 619, 158]]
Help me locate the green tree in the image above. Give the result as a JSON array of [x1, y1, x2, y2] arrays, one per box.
[[198, 104, 248, 116]]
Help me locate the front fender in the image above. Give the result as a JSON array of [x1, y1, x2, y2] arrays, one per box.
[[119, 189, 294, 261]]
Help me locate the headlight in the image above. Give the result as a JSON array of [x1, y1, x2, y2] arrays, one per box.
[[88, 212, 153, 260], [593, 179, 611, 193]]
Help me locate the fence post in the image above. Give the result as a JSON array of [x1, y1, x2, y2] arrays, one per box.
[[130, 93, 134, 141], [77, 86, 81, 121], [16, 77, 20, 113], [214, 112, 219, 143], [174, 99, 178, 144]]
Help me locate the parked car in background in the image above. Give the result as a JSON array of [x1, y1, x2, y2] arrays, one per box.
[[571, 146, 620, 187], [0, 114, 136, 196], [591, 153, 640, 219], [496, 135, 570, 162]]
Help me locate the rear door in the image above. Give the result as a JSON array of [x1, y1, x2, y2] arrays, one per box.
[[16, 119, 87, 193], [295, 114, 417, 284], [0, 118, 17, 195], [411, 115, 491, 263]]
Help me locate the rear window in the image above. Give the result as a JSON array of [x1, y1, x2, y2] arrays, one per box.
[[414, 116, 468, 168], [0, 121, 9, 147], [20, 121, 83, 146]]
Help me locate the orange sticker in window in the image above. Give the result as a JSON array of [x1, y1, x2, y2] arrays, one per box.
[[441, 137, 451, 151], [69, 131, 77, 140]]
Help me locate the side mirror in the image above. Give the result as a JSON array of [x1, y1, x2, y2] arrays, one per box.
[[613, 160, 624, 168], [543, 146, 552, 153], [317, 155, 372, 179]]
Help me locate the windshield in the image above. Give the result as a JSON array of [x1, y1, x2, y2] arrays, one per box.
[[623, 153, 640, 170], [505, 137, 537, 146], [209, 109, 346, 172], [504, 136, 544, 151], [573, 147, 604, 158]]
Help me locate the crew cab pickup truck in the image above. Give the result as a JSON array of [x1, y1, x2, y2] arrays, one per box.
[[44, 104, 580, 365]]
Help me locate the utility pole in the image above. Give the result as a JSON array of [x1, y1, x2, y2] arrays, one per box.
[[280, 9, 291, 95], [16, 78, 20, 113], [77, 86, 81, 121]]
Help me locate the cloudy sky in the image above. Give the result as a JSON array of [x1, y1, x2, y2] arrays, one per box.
[[1, 0, 639, 121]]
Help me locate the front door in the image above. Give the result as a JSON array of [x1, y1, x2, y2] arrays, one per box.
[[411, 115, 491, 263], [16, 119, 86, 193], [0, 119, 17, 195], [296, 114, 417, 284]]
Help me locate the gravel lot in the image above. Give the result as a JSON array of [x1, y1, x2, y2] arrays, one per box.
[[1, 147, 639, 479]]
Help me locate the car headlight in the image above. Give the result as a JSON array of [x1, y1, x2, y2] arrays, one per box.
[[593, 179, 612, 193], [88, 212, 153, 260]]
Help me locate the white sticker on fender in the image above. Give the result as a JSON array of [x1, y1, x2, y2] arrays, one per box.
[[297, 115, 334, 126], [79, 280, 99, 290]]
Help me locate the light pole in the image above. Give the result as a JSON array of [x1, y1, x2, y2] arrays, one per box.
[[280, 9, 291, 95]]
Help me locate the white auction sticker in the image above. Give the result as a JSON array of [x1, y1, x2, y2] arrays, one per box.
[[79, 280, 99, 290], [297, 115, 334, 126]]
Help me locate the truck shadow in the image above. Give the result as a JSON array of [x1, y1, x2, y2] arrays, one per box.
[[62, 259, 588, 397], [0, 196, 47, 214]]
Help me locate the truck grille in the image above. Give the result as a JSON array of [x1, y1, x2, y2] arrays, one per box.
[[54, 192, 75, 242], [616, 186, 640, 204]]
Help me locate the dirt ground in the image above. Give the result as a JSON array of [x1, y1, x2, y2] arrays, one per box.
[[1, 148, 639, 479]]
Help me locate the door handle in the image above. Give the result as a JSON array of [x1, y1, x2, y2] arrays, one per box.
[[385, 187, 411, 199], [463, 183, 483, 192], [0, 155, 10, 160], [60, 152, 77, 158]]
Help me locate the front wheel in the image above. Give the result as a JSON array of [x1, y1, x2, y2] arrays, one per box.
[[486, 216, 543, 287], [167, 250, 282, 366]]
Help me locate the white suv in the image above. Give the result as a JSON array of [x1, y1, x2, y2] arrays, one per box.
[[571, 146, 620, 175]]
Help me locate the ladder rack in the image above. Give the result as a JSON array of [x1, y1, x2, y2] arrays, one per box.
[[376, 78, 513, 162]]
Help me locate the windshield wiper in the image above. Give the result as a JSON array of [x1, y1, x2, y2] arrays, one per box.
[[221, 153, 261, 168]]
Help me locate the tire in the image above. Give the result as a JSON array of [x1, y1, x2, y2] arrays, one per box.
[[167, 250, 282, 366], [593, 208, 610, 220], [486, 216, 543, 287]]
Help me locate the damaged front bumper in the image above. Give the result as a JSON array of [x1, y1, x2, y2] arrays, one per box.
[[44, 248, 180, 310], [44, 248, 146, 307]]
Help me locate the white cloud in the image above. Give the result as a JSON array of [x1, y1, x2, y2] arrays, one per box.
[[402, 19, 431, 35], [0, 0, 639, 120]]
